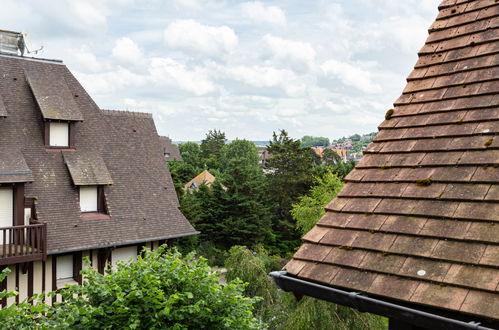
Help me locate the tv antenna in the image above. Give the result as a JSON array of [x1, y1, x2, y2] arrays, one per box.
[[0, 30, 43, 56]]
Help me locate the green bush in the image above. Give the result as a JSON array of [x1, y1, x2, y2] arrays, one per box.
[[0, 246, 261, 329]]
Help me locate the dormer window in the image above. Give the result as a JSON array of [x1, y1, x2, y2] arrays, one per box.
[[80, 186, 98, 212], [49, 122, 70, 147]]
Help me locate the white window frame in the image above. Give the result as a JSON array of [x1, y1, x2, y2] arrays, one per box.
[[80, 186, 98, 212], [49, 122, 69, 147]]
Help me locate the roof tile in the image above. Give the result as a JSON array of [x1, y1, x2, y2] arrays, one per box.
[[380, 215, 428, 234], [460, 290, 499, 320], [399, 257, 452, 282], [410, 283, 469, 311], [330, 268, 377, 291], [389, 236, 438, 257], [431, 240, 487, 263], [444, 264, 499, 291], [369, 274, 420, 301]]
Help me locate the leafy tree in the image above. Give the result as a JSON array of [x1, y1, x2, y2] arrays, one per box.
[[0, 247, 261, 329], [218, 140, 273, 246], [168, 159, 200, 193], [179, 142, 204, 169], [265, 130, 314, 253], [225, 246, 386, 330], [322, 149, 342, 166], [291, 171, 344, 235], [201, 129, 227, 170], [301, 136, 330, 147]]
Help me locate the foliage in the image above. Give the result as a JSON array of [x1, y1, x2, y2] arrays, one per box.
[[224, 246, 386, 330], [292, 171, 344, 235], [180, 140, 273, 249], [201, 129, 227, 170], [179, 142, 204, 169], [322, 149, 342, 166], [0, 247, 261, 330], [300, 136, 330, 147], [265, 130, 315, 254]]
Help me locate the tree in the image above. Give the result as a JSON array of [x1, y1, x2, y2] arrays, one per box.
[[224, 246, 386, 330], [201, 129, 227, 170], [218, 140, 273, 246], [179, 142, 204, 169], [291, 171, 344, 235], [0, 247, 261, 329], [300, 136, 330, 147], [322, 149, 342, 166], [265, 130, 315, 253]]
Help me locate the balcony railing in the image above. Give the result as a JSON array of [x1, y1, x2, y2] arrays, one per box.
[[0, 223, 47, 266]]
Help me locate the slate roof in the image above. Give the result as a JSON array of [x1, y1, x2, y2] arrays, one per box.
[[0, 93, 7, 117], [0, 148, 34, 183], [284, 0, 499, 323], [159, 136, 182, 161], [63, 151, 113, 186], [0, 53, 197, 253], [25, 65, 84, 121]]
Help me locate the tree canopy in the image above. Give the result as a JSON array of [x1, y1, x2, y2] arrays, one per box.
[[300, 136, 330, 147], [0, 247, 261, 329]]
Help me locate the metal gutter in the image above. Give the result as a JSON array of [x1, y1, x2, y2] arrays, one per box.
[[48, 231, 200, 255], [269, 271, 496, 330]]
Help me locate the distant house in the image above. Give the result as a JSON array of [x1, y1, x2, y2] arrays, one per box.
[[257, 147, 273, 166], [159, 136, 182, 161], [271, 1, 499, 329], [312, 147, 349, 162], [0, 33, 197, 306], [184, 170, 227, 191]]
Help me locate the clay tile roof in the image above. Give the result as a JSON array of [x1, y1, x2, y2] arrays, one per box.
[[63, 151, 113, 186], [24, 64, 84, 121], [184, 170, 222, 190], [0, 148, 33, 183], [286, 0, 499, 324]]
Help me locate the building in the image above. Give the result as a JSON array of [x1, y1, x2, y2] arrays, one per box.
[[159, 136, 182, 161], [0, 41, 197, 306], [271, 1, 499, 329], [184, 170, 226, 191]]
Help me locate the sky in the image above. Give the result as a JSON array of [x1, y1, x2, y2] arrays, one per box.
[[1, 0, 440, 141]]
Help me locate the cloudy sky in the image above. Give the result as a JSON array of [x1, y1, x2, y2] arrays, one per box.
[[2, 0, 440, 141]]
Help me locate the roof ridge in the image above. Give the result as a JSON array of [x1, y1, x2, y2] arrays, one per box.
[[0, 53, 63, 64], [101, 109, 153, 118]]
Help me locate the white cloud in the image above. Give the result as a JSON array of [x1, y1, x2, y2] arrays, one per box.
[[263, 35, 316, 71], [149, 57, 216, 96], [164, 19, 238, 57], [240, 2, 286, 26], [321, 60, 382, 94], [112, 37, 144, 64]]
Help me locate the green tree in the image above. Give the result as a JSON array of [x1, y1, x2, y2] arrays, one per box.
[[218, 140, 273, 247], [0, 247, 261, 329], [322, 149, 342, 166], [265, 130, 314, 253], [291, 171, 344, 235], [201, 129, 227, 170], [301, 136, 330, 147], [224, 246, 386, 330]]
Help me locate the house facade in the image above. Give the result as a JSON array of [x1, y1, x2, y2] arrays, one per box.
[[272, 1, 499, 329], [0, 50, 197, 306]]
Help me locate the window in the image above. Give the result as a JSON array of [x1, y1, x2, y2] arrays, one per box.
[[0, 187, 13, 244], [56, 253, 82, 287], [112, 246, 137, 268], [80, 186, 98, 212], [49, 122, 69, 147]]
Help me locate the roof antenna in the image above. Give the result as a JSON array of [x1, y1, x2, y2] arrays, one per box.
[[0, 30, 43, 56], [20, 32, 44, 56]]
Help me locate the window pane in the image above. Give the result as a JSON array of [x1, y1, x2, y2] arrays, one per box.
[[49, 122, 69, 147], [57, 254, 73, 280], [112, 246, 137, 266], [80, 186, 98, 212], [0, 187, 13, 244]]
